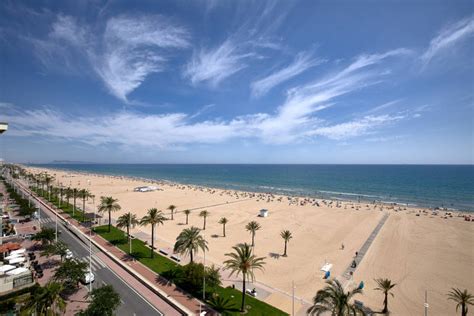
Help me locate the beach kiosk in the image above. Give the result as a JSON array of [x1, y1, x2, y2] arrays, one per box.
[[259, 209, 269, 217]]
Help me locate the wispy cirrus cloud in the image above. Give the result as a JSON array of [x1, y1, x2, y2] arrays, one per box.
[[183, 39, 253, 87], [421, 16, 474, 67], [3, 48, 411, 147], [94, 15, 190, 101], [307, 115, 404, 140], [29, 14, 190, 102], [250, 52, 324, 98]]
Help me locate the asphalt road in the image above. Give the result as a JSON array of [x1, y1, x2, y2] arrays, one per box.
[[34, 199, 164, 316]]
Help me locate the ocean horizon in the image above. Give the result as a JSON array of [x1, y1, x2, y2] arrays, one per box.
[[30, 163, 474, 211]]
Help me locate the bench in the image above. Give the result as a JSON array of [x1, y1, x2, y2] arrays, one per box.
[[171, 254, 181, 262], [159, 249, 169, 256]]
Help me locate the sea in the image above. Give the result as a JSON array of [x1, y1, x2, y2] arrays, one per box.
[[32, 164, 474, 211]]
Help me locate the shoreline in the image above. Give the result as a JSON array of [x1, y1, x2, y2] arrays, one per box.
[[23, 164, 473, 213]]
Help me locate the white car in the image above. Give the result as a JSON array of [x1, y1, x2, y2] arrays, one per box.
[[81, 270, 95, 284], [65, 249, 73, 260]]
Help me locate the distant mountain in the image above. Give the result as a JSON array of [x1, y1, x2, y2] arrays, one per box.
[[49, 160, 95, 164]]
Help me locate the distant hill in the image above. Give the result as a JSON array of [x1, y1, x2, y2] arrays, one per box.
[[49, 160, 95, 164]]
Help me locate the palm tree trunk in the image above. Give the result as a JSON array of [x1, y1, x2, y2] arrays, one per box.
[[190, 250, 193, 263], [223, 224, 226, 237], [252, 233, 255, 246], [171, 210, 174, 220], [241, 274, 246, 312], [203, 217, 206, 230], [82, 198, 86, 222], [383, 292, 388, 313], [283, 240, 287, 256], [127, 225, 130, 238], [108, 211, 111, 232], [151, 224, 155, 258], [462, 303, 467, 316], [186, 214, 188, 225]]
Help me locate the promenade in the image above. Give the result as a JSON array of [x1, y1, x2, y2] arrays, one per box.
[[14, 179, 212, 316]]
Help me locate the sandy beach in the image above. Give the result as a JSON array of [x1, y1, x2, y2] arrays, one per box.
[[26, 167, 474, 315]]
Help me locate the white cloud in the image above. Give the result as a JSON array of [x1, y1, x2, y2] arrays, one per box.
[[308, 115, 404, 140], [3, 49, 410, 148], [30, 14, 190, 102], [184, 39, 253, 87], [421, 16, 474, 66], [367, 99, 402, 113], [250, 52, 324, 97]]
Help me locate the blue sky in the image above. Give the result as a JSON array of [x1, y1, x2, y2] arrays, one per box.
[[0, 0, 473, 164]]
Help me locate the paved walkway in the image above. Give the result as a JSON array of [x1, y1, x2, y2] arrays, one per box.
[[342, 213, 390, 280]]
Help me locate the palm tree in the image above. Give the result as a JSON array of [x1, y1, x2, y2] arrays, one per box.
[[374, 278, 397, 314], [79, 189, 90, 222], [116, 212, 139, 239], [168, 204, 177, 220], [199, 210, 209, 230], [207, 293, 238, 315], [307, 278, 365, 316], [219, 217, 228, 237], [65, 187, 72, 206], [184, 209, 191, 225], [448, 288, 474, 316], [223, 243, 266, 312], [24, 282, 66, 316], [72, 188, 78, 216], [173, 226, 208, 263], [140, 208, 167, 258], [245, 221, 261, 247], [98, 196, 121, 232], [280, 230, 292, 257]]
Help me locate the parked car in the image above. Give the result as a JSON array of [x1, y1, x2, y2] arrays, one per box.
[[65, 249, 73, 260], [80, 270, 95, 284]]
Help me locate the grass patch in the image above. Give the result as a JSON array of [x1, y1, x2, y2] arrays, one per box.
[[94, 225, 288, 316], [31, 188, 86, 223]]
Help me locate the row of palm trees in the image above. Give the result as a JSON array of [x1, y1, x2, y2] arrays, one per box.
[[25, 171, 94, 221]]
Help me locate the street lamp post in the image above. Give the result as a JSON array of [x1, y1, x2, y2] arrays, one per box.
[[203, 231, 206, 302]]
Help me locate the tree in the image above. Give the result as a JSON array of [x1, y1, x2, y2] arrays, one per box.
[[307, 279, 366, 316], [53, 258, 88, 289], [280, 230, 293, 257], [72, 188, 78, 216], [374, 278, 396, 314], [65, 187, 73, 206], [199, 210, 209, 230], [79, 189, 91, 222], [184, 209, 191, 225], [173, 226, 208, 263], [41, 241, 69, 262], [180, 262, 221, 293], [223, 243, 266, 312], [33, 227, 56, 246], [78, 285, 121, 316], [168, 204, 177, 220], [116, 212, 139, 240], [219, 217, 228, 237], [98, 196, 121, 232], [23, 282, 66, 316], [207, 293, 239, 315], [245, 221, 261, 247], [140, 208, 166, 258], [448, 288, 474, 316]]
